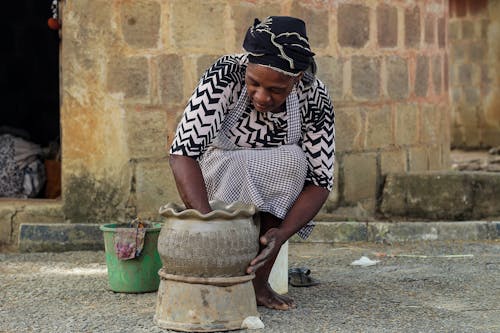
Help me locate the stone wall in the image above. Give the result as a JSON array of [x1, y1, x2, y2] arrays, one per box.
[[315, 0, 450, 218], [449, 0, 500, 148], [0, 0, 451, 248]]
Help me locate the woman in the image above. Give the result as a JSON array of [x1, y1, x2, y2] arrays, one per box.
[[169, 16, 335, 310]]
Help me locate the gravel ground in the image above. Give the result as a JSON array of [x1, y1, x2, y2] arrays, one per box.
[[1, 240, 500, 333]]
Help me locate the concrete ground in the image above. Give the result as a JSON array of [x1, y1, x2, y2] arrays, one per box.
[[1, 240, 499, 333]]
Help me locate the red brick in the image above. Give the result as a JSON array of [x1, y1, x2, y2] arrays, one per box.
[[432, 55, 442, 95], [462, 20, 475, 39], [351, 56, 381, 99], [415, 55, 429, 97], [444, 54, 449, 91], [230, 2, 281, 50], [449, 0, 457, 18], [386, 56, 409, 99], [481, 19, 490, 39], [338, 4, 370, 48], [377, 4, 398, 48], [468, 0, 488, 16], [405, 7, 421, 48], [438, 17, 446, 48], [455, 0, 467, 17], [425, 15, 436, 45], [291, 2, 330, 49]]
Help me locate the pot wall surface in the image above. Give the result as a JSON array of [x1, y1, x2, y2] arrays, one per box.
[[158, 201, 260, 277]]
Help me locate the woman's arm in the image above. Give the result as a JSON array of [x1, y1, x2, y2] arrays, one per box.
[[247, 183, 329, 273], [278, 183, 330, 239], [168, 56, 246, 213], [169, 154, 212, 214]]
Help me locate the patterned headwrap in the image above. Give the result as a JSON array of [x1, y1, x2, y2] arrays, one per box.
[[243, 16, 316, 77]]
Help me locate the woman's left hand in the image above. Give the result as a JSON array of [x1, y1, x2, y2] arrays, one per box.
[[246, 228, 285, 274]]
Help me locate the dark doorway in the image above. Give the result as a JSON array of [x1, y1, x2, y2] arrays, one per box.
[[0, 0, 60, 198]]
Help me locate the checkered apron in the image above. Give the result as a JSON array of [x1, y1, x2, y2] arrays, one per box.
[[199, 86, 314, 238]]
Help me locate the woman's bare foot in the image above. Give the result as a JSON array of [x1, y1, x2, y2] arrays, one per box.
[[253, 280, 296, 310], [249, 213, 295, 310]]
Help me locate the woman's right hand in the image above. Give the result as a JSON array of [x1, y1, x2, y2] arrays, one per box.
[[169, 154, 212, 214], [246, 227, 286, 274]]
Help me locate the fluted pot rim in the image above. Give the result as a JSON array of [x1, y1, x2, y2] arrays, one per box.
[[158, 200, 258, 220]]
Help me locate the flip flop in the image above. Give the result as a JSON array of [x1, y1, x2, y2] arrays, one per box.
[[288, 267, 320, 287]]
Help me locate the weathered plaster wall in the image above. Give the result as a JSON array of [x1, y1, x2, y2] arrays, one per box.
[[449, 0, 500, 148], [61, 1, 130, 224], [0, 0, 451, 248]]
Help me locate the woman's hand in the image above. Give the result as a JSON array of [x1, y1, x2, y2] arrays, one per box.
[[246, 227, 286, 274], [169, 154, 211, 214]]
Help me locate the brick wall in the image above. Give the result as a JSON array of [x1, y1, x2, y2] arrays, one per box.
[[449, 0, 500, 148], [56, 0, 451, 223], [322, 1, 449, 216]]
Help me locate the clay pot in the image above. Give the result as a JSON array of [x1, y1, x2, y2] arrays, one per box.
[[158, 201, 260, 277], [154, 270, 259, 332]]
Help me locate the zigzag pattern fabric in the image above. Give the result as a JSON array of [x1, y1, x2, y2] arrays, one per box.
[[170, 54, 335, 191]]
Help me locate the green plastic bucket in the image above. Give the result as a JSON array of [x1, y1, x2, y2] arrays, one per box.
[[100, 223, 162, 293]]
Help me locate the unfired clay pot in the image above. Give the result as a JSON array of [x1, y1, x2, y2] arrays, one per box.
[[157, 201, 260, 277]]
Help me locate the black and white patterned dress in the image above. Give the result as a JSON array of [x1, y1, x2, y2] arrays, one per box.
[[170, 54, 335, 238]]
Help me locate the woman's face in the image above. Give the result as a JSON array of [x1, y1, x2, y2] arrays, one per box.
[[245, 63, 300, 113]]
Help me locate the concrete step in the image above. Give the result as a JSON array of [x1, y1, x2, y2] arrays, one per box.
[[14, 220, 500, 252], [380, 171, 500, 220], [291, 221, 500, 244], [18, 223, 104, 252]]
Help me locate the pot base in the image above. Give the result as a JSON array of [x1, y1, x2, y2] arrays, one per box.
[[154, 269, 259, 332]]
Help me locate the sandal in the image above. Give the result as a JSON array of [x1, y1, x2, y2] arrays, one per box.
[[288, 267, 320, 287]]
